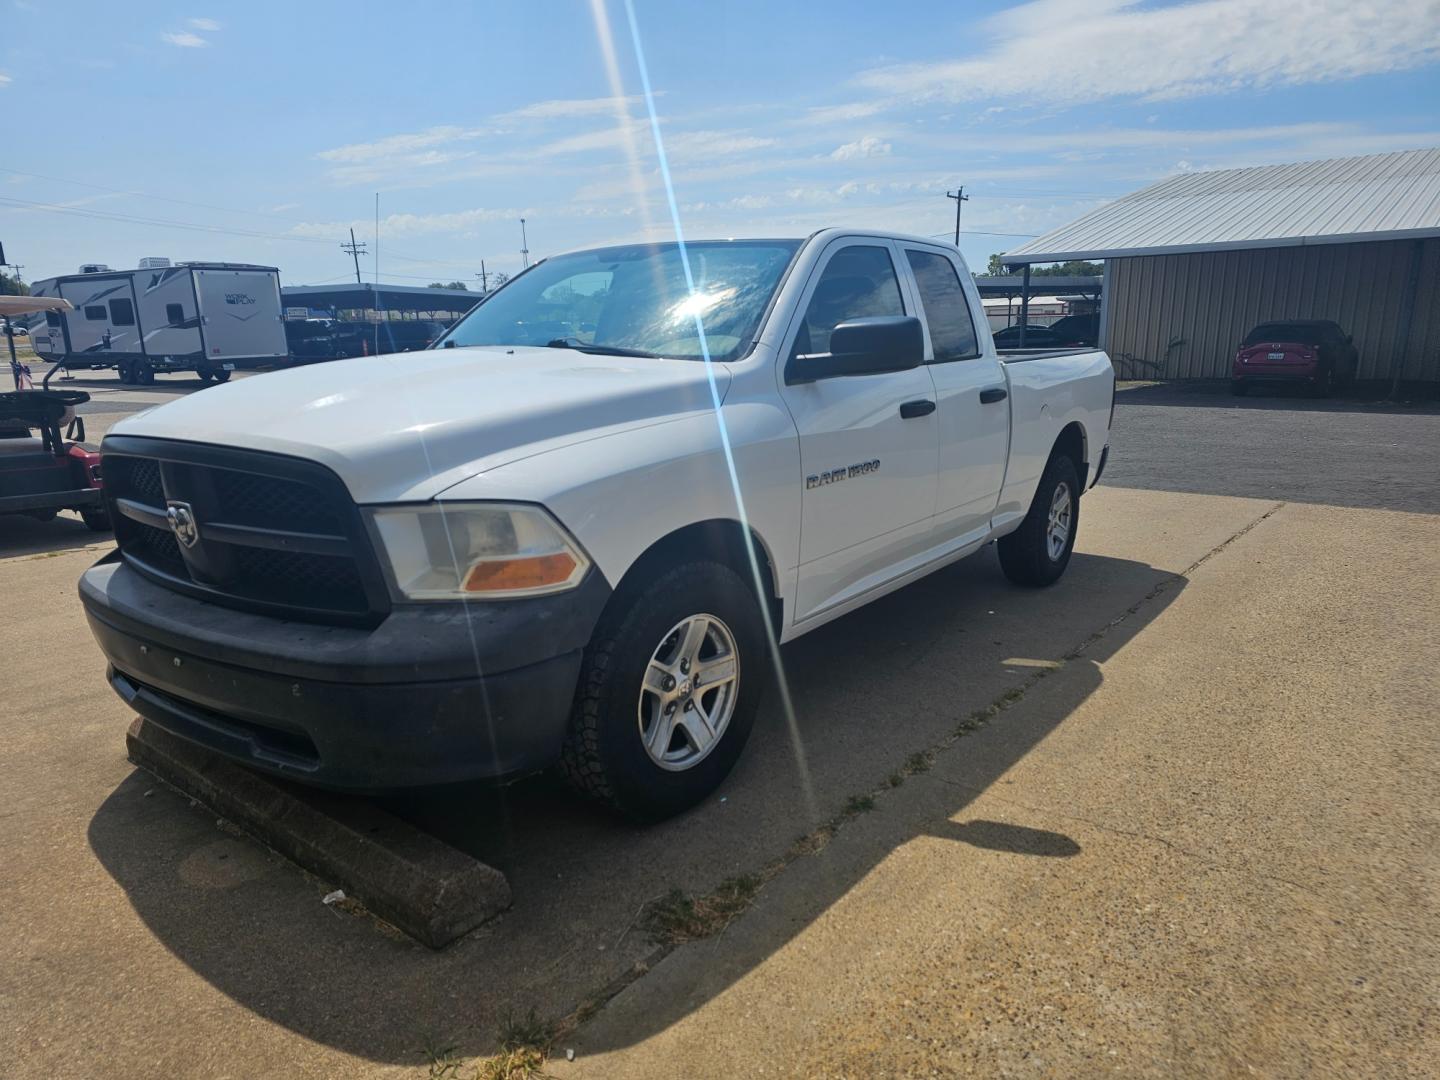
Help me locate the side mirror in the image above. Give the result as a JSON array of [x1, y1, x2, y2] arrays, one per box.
[[788, 315, 924, 383]]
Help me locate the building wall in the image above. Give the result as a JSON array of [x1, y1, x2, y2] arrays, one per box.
[[1103, 238, 1440, 381]]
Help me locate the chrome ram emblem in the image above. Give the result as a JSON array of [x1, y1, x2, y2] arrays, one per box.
[[165, 500, 199, 549]]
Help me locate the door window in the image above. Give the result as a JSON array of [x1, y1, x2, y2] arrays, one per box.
[[794, 245, 904, 357], [108, 298, 136, 326], [905, 250, 980, 362], [166, 303, 185, 326], [84, 305, 107, 320]]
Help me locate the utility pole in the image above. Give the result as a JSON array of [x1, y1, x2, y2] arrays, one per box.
[[9, 264, 23, 288], [478, 260, 488, 293], [946, 188, 969, 247], [519, 218, 530, 269], [341, 228, 366, 284]]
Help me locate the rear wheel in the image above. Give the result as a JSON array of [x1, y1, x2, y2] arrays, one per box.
[[117, 360, 135, 385], [560, 560, 766, 821], [134, 360, 155, 386], [80, 504, 111, 532], [197, 370, 215, 384], [212, 368, 231, 383], [998, 453, 1081, 587]]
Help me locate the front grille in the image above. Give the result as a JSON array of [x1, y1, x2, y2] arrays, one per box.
[[104, 437, 389, 625]]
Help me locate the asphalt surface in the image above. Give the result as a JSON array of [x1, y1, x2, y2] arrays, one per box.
[[1106, 382, 1440, 513], [3, 372, 1438, 1078]]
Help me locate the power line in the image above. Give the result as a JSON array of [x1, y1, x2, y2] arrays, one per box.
[[0, 166, 319, 225], [0, 195, 338, 245]]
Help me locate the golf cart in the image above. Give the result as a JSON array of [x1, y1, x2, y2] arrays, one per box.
[[1, 295, 108, 531]]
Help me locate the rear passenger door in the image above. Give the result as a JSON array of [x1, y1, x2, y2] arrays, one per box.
[[777, 238, 940, 623], [900, 245, 1010, 545]]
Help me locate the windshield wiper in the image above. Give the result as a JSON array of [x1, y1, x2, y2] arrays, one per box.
[[545, 337, 661, 359]]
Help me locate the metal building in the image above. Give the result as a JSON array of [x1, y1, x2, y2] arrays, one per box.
[[1003, 148, 1440, 384]]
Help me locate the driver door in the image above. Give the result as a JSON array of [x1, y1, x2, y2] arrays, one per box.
[[778, 239, 940, 624]]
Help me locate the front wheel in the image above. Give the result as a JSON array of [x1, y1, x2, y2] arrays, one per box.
[[998, 454, 1081, 587], [560, 560, 767, 821]]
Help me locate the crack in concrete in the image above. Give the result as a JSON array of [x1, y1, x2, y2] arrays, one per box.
[[489, 499, 1297, 1065]]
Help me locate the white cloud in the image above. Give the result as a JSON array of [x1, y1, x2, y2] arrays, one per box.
[[187, 17, 221, 31], [161, 31, 208, 48], [493, 95, 646, 124], [858, 0, 1440, 106], [317, 126, 489, 164], [0, 72, 11, 88], [830, 135, 892, 160]]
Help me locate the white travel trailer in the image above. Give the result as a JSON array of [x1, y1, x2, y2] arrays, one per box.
[[28, 262, 287, 384]]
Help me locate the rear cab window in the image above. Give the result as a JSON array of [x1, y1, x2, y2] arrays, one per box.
[[905, 249, 980, 362]]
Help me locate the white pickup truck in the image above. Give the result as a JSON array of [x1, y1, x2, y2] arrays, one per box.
[[80, 230, 1114, 820]]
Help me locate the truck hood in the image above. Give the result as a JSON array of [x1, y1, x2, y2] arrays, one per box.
[[110, 346, 732, 502]]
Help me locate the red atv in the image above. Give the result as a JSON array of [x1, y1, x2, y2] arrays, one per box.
[[0, 386, 108, 531]]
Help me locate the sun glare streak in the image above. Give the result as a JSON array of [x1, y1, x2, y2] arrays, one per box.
[[587, 0, 657, 237], [621, 0, 818, 823]]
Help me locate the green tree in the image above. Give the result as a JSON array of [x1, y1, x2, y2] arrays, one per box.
[[1031, 260, 1103, 277], [0, 274, 30, 296], [982, 254, 1006, 276], [427, 281, 469, 290]]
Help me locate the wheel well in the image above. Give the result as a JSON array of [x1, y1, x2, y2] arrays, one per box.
[[616, 520, 784, 632], [1053, 421, 1089, 489]]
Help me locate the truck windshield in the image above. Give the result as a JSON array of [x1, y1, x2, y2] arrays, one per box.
[[438, 240, 801, 362]]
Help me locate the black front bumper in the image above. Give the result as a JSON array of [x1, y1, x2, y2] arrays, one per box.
[[80, 554, 611, 790]]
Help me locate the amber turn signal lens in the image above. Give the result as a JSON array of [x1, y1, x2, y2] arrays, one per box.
[[462, 552, 579, 593]]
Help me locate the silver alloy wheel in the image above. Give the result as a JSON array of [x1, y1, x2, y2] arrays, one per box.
[[637, 613, 740, 772], [1046, 481, 1072, 561]]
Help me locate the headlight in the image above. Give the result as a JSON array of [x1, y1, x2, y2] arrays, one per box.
[[368, 503, 590, 600]]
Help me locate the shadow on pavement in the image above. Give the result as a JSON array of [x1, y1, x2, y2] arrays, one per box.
[[937, 819, 1082, 857], [86, 545, 1184, 1064], [0, 512, 112, 559]]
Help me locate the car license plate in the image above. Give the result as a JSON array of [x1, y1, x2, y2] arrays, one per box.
[[1267, 351, 1285, 360], [222, 363, 235, 370]]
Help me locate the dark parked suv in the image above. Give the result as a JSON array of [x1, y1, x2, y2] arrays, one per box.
[[1233, 319, 1358, 396]]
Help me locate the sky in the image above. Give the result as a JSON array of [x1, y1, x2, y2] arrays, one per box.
[[2, 0, 1438, 287]]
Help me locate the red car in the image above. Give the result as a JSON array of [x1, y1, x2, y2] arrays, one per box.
[[1232, 319, 1358, 396]]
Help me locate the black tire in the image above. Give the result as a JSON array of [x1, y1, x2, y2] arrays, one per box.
[[135, 361, 155, 386], [998, 453, 1081, 588], [117, 360, 135, 385], [1314, 367, 1333, 398], [560, 560, 767, 821], [1230, 380, 1248, 396], [80, 504, 111, 532], [197, 370, 214, 384], [213, 368, 231, 383]]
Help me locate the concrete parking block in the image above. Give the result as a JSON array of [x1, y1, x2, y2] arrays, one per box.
[[125, 717, 511, 948]]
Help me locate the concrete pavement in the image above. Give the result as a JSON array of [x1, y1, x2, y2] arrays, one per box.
[[558, 499, 1440, 1078], [2, 442, 1436, 1077]]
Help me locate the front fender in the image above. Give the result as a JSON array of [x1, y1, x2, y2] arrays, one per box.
[[435, 400, 803, 605]]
